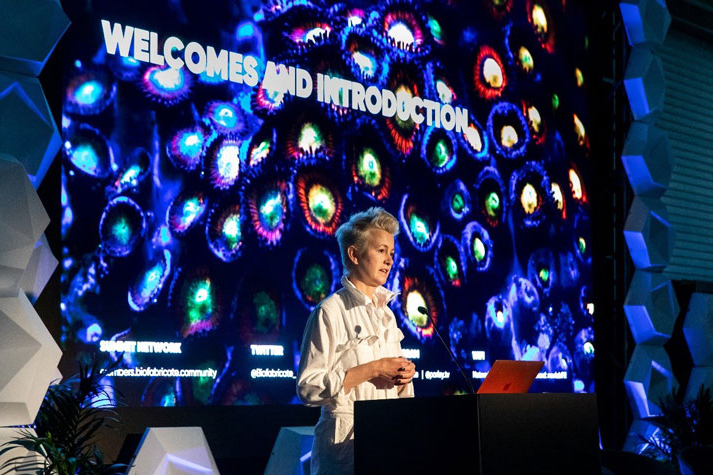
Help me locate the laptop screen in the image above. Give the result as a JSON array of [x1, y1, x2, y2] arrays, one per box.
[[477, 360, 544, 394]]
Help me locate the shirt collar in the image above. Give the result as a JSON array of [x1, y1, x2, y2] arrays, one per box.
[[341, 275, 398, 308]]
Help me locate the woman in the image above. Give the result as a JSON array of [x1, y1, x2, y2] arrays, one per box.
[[297, 207, 416, 474]]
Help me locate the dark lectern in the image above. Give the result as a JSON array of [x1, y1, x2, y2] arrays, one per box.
[[354, 394, 599, 474]]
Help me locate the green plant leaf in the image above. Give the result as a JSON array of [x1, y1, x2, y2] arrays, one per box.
[[3, 354, 128, 474], [642, 383, 713, 463]]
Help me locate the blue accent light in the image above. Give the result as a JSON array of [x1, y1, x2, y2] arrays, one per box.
[[184, 200, 202, 221], [160, 226, 171, 245], [160, 393, 176, 407], [61, 179, 68, 206], [461, 27, 477, 44], [63, 124, 114, 178], [238, 22, 256, 38], [69, 144, 99, 174], [260, 192, 283, 227], [181, 131, 204, 159], [213, 104, 237, 129], [98, 196, 147, 257], [149, 67, 185, 92], [62, 207, 73, 238], [86, 323, 102, 342], [120, 165, 141, 185], [128, 249, 172, 311], [121, 56, 140, 67], [74, 80, 104, 105], [199, 70, 227, 84], [494, 311, 506, 328], [238, 93, 252, 112], [141, 66, 191, 104], [205, 101, 245, 135], [485, 296, 512, 337]]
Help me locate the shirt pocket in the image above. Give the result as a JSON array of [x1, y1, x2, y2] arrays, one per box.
[[335, 335, 377, 369], [382, 327, 405, 357]]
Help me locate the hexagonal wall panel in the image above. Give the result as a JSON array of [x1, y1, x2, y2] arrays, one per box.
[[0, 154, 50, 292], [624, 271, 679, 344], [621, 122, 672, 196], [686, 366, 713, 402], [624, 47, 665, 122], [265, 426, 315, 475], [619, 0, 671, 46], [50, 367, 62, 386], [624, 344, 676, 419], [128, 427, 219, 475], [0, 0, 70, 77], [624, 196, 674, 270], [0, 427, 42, 474], [0, 72, 61, 187], [683, 293, 713, 366], [0, 289, 62, 426], [19, 234, 58, 302]]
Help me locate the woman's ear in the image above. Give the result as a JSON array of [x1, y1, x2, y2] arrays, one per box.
[[347, 245, 359, 266]]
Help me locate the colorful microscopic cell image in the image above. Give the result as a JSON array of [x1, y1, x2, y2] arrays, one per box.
[[61, 0, 593, 405]]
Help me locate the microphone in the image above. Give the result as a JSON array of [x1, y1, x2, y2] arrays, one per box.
[[418, 306, 475, 395]]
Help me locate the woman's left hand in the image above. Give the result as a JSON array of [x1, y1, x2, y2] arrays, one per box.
[[393, 360, 416, 385]]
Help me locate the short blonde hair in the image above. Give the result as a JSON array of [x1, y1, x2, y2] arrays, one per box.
[[335, 207, 399, 274]]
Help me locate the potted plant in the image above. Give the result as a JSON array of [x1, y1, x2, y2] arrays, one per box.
[[0, 356, 127, 474], [643, 384, 713, 474]]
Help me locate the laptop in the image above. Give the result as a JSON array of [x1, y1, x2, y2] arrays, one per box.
[[476, 360, 544, 394]]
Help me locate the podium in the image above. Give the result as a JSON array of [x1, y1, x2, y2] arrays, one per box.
[[354, 394, 600, 474]]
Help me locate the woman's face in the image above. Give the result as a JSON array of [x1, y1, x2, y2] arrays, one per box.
[[350, 228, 395, 288]]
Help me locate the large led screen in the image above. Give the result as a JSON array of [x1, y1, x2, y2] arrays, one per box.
[[61, 0, 595, 406]]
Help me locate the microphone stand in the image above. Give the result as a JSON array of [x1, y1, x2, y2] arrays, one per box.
[[419, 307, 475, 395]]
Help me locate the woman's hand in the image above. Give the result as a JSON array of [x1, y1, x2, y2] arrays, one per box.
[[395, 359, 416, 385], [344, 357, 416, 393], [372, 357, 415, 385]]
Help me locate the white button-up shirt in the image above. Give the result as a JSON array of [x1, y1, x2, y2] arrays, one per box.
[[297, 276, 414, 474]]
